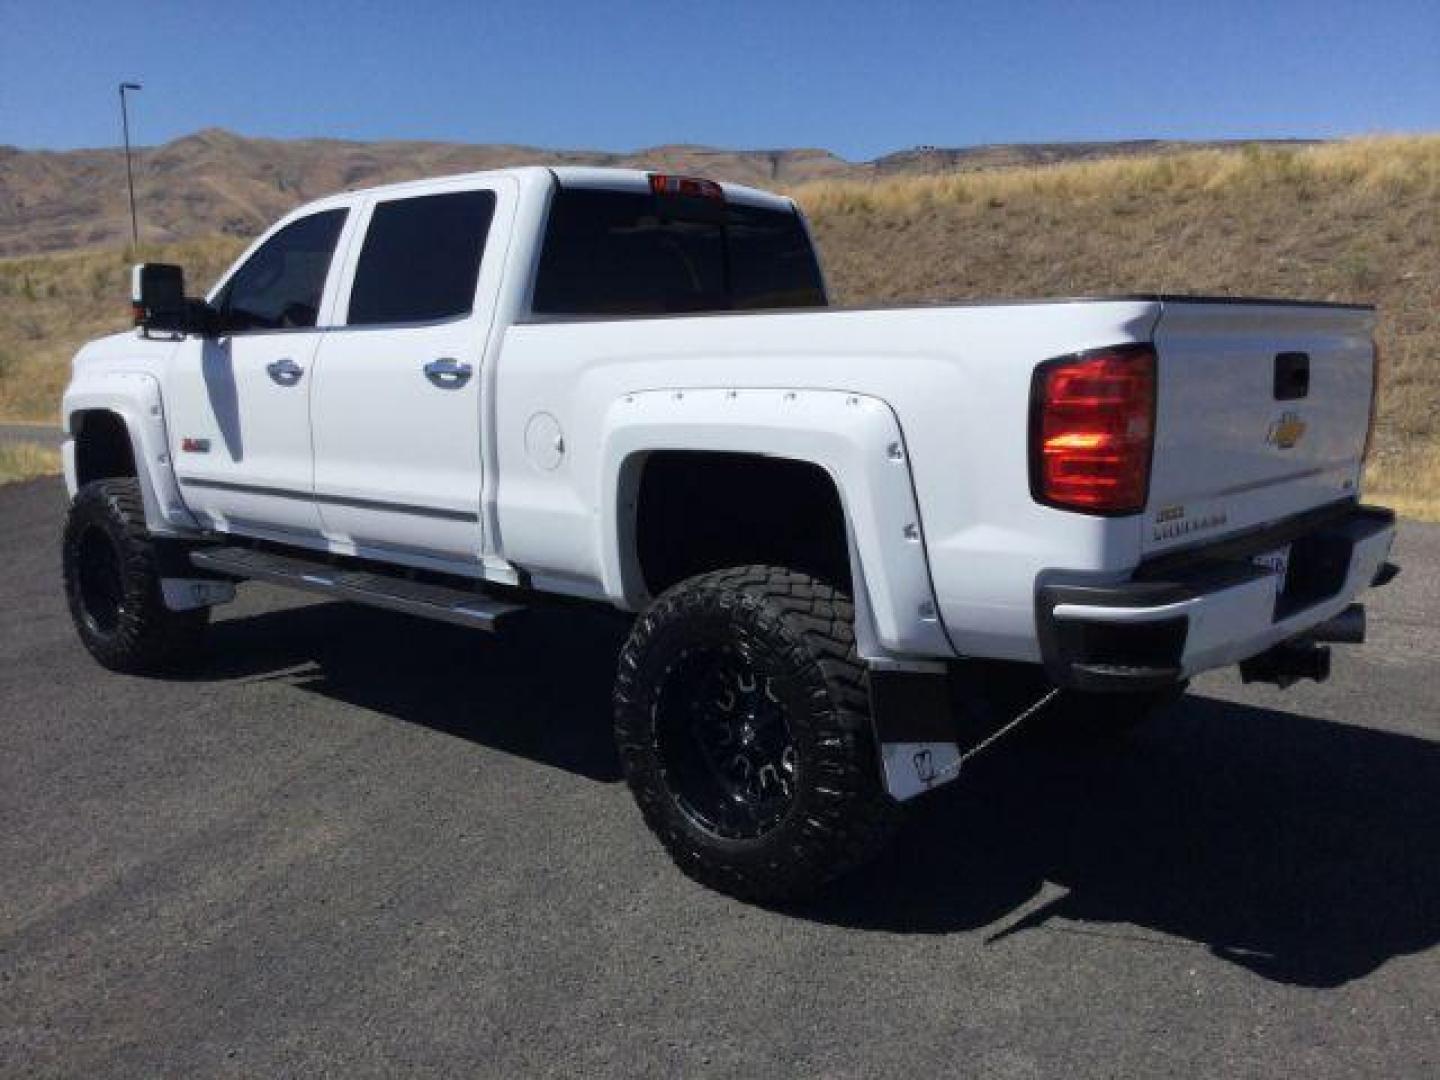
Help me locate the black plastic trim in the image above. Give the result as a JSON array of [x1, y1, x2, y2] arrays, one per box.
[[1274, 351, 1311, 400], [1135, 500, 1386, 580], [1036, 503, 1395, 691], [515, 293, 1373, 326], [177, 476, 480, 523]]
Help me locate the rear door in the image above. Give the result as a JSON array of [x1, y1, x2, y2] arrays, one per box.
[[309, 179, 514, 566], [1145, 300, 1377, 555]]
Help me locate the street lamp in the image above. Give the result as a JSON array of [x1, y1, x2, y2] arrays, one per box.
[[118, 82, 142, 248]]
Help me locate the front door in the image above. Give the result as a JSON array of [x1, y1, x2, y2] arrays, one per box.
[[167, 207, 350, 540], [310, 181, 511, 566]]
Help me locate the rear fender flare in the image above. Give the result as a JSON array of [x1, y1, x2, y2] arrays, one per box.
[[598, 387, 954, 660]]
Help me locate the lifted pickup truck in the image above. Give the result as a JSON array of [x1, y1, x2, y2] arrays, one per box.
[[60, 167, 1397, 900]]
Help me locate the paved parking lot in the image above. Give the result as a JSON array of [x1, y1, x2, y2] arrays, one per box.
[[2, 477, 1436, 1077]]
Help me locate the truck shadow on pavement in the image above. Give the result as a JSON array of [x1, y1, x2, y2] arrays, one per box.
[[801, 694, 1440, 989], [193, 599, 630, 783], [195, 599, 1438, 990]]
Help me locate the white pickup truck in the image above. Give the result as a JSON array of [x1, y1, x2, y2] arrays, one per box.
[[60, 166, 1398, 900]]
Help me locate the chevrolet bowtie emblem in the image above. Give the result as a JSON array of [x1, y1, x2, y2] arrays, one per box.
[[1267, 412, 1307, 450]]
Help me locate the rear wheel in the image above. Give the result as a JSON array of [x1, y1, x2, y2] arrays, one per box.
[[614, 566, 900, 902], [62, 478, 208, 674]]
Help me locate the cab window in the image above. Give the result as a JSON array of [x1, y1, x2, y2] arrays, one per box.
[[347, 190, 497, 325], [215, 209, 347, 332]]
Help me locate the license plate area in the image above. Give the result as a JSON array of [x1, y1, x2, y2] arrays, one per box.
[[1253, 546, 1291, 598], [1272, 529, 1353, 620]]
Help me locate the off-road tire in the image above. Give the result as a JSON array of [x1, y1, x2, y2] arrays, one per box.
[[614, 566, 901, 902], [62, 478, 208, 674]]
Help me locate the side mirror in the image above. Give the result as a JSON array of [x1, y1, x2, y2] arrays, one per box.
[[131, 263, 214, 336]]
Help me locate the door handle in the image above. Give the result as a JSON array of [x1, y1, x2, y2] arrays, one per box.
[[424, 357, 473, 388], [266, 358, 304, 386]]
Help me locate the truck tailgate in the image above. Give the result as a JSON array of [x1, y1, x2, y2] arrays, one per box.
[[1145, 299, 1377, 555]]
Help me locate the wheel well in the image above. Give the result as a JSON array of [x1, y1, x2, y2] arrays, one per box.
[[633, 451, 852, 596], [73, 410, 136, 486]]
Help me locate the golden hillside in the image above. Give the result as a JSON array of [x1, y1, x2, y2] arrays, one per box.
[[1, 137, 1435, 513], [0, 128, 1312, 257]]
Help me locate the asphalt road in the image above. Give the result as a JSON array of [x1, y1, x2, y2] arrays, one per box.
[[3, 477, 1437, 1077]]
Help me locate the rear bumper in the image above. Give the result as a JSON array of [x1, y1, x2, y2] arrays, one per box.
[[1036, 503, 1397, 691]]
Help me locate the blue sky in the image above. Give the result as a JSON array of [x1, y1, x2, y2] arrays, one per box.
[[1, 0, 1436, 159]]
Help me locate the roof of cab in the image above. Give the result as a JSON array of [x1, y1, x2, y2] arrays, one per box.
[[547, 166, 794, 210], [297, 165, 793, 213]]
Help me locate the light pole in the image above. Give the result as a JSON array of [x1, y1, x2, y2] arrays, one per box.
[[119, 82, 142, 248]]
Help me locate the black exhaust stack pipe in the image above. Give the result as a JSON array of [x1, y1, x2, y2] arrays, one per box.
[[1240, 639, 1332, 689], [1239, 604, 1368, 688]]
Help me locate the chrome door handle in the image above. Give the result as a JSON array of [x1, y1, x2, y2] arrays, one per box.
[[266, 358, 304, 385], [424, 357, 473, 388]]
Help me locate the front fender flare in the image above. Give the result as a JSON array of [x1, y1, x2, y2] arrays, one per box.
[[63, 373, 198, 535]]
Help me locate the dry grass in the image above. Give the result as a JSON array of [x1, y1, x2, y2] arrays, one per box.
[[0, 441, 62, 485], [791, 136, 1440, 519], [1366, 444, 1440, 522], [0, 236, 246, 420], [0, 136, 1435, 515]]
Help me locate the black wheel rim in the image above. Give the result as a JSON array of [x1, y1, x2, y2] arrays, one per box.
[[76, 524, 124, 635], [655, 643, 799, 841]]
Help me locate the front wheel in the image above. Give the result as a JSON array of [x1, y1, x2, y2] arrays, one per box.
[[613, 566, 900, 902], [62, 478, 208, 674]]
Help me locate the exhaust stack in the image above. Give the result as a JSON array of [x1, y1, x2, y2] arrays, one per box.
[[1240, 639, 1332, 689]]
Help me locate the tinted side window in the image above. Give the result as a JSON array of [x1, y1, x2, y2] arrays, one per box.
[[532, 190, 725, 315], [218, 209, 346, 331], [726, 204, 826, 310], [532, 188, 825, 316], [348, 190, 496, 325]]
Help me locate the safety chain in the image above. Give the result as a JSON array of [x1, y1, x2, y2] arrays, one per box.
[[930, 687, 1061, 784]]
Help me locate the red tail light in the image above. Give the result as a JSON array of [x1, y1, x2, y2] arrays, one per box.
[[1029, 344, 1156, 515], [648, 173, 725, 201]]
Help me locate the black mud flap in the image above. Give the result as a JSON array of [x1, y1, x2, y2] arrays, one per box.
[[868, 666, 962, 802]]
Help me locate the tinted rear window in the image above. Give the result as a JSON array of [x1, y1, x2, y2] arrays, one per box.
[[532, 188, 825, 316], [348, 190, 496, 325]]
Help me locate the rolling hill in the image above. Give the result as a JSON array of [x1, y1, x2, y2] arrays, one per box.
[[0, 132, 1435, 514], [0, 128, 1318, 257]]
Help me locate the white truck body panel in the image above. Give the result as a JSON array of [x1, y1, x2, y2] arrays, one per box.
[[308, 176, 520, 563], [1146, 302, 1376, 554], [496, 299, 1162, 660]]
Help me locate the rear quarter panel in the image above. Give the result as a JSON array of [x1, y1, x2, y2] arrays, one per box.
[[494, 299, 1161, 661]]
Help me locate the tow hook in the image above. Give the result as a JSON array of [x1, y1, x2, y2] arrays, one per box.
[[1240, 639, 1331, 689]]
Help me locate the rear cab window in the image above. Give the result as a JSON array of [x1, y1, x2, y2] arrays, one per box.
[[347, 190, 497, 325], [532, 185, 826, 317]]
